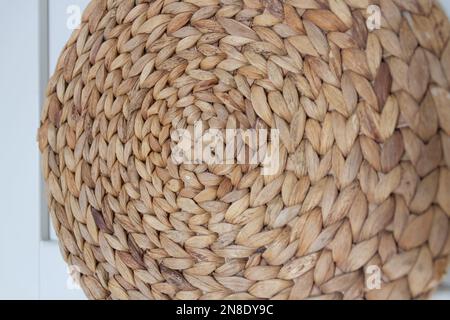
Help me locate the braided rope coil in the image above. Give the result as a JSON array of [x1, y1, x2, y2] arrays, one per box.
[[38, 0, 450, 300]]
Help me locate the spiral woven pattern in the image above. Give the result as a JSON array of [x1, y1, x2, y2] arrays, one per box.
[[39, 0, 450, 300]]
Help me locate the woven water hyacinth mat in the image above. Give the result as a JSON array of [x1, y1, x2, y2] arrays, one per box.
[[38, 0, 450, 300]]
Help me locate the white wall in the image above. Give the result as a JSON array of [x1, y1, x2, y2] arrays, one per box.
[[0, 0, 41, 299], [444, 1, 450, 14], [0, 0, 88, 300]]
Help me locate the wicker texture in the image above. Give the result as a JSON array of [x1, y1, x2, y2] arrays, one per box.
[[38, 0, 450, 300]]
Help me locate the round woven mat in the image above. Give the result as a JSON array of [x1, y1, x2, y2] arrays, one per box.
[[39, 0, 450, 300]]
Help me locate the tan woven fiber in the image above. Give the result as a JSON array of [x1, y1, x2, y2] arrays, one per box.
[[38, 0, 450, 300]]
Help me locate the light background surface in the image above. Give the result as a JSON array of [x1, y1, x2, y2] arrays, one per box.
[[0, 0, 449, 300]]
